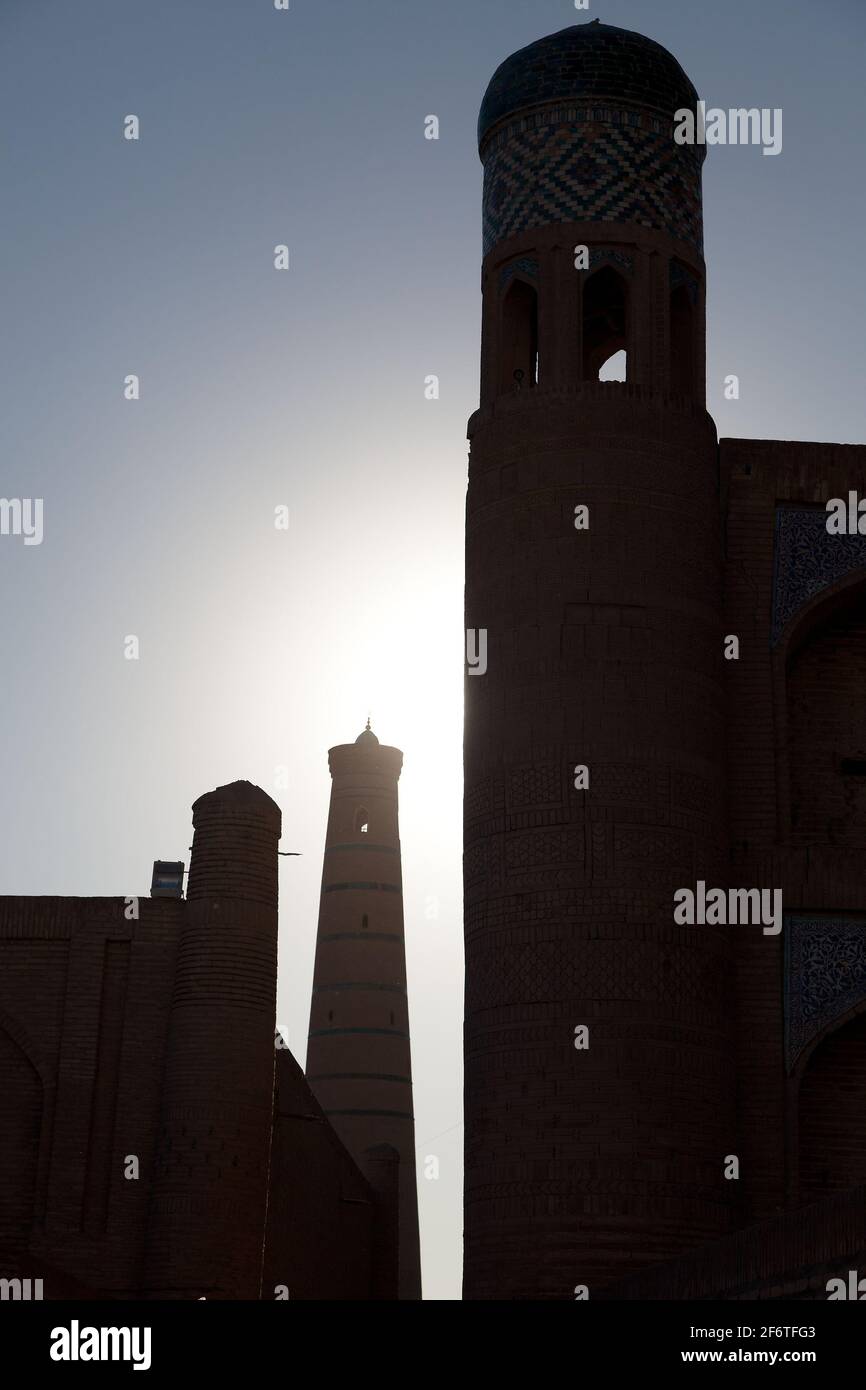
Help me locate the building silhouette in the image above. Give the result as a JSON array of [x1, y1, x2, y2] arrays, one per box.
[[463, 20, 866, 1300], [0, 751, 416, 1299], [305, 722, 422, 1300]]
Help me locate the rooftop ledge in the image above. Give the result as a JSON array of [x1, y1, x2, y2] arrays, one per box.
[[467, 380, 706, 437]]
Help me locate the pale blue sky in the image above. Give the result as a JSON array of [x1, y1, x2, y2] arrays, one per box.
[[1, 0, 863, 1298]]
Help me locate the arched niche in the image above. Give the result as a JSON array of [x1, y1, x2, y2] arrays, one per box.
[[669, 283, 694, 394], [779, 579, 866, 846], [582, 265, 627, 380], [499, 277, 538, 392], [797, 1007, 866, 1203]]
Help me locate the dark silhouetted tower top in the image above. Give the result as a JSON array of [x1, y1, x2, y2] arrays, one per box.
[[478, 22, 698, 148]]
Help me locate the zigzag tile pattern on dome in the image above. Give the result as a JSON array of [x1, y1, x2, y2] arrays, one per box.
[[482, 117, 703, 256]]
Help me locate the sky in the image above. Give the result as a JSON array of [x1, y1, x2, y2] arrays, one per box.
[[1, 0, 864, 1300]]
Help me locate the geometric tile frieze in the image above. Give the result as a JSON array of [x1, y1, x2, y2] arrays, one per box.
[[483, 120, 703, 258], [506, 762, 563, 810], [505, 828, 584, 871], [465, 937, 727, 1016], [591, 763, 657, 803], [613, 824, 693, 866]]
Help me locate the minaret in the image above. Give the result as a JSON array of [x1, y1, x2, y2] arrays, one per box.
[[305, 722, 421, 1299], [464, 22, 735, 1298], [143, 781, 281, 1299]]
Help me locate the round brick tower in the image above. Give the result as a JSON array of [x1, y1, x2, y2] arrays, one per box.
[[143, 780, 281, 1299], [463, 21, 735, 1299], [305, 724, 421, 1299]]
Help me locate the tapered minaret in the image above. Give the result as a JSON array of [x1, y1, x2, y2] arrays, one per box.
[[305, 722, 421, 1300]]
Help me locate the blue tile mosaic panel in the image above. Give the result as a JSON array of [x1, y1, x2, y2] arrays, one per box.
[[771, 505, 866, 646], [482, 116, 703, 257], [785, 913, 866, 1071]]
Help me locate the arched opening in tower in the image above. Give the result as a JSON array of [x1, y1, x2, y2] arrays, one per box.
[[669, 283, 695, 394], [582, 266, 628, 381], [500, 278, 538, 391], [598, 348, 627, 381]]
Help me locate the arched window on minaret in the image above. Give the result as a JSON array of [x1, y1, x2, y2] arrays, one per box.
[[669, 281, 695, 394], [582, 265, 628, 381], [355, 806, 369, 835], [500, 278, 538, 392]]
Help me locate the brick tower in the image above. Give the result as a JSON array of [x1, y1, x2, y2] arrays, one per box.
[[463, 22, 735, 1298], [143, 780, 281, 1298], [305, 723, 421, 1299]]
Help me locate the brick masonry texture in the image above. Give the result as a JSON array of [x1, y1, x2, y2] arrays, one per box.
[[305, 731, 421, 1300], [0, 780, 399, 1299], [464, 20, 866, 1300], [482, 116, 703, 258]]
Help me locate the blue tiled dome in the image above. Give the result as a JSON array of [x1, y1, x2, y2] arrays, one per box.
[[478, 21, 698, 150]]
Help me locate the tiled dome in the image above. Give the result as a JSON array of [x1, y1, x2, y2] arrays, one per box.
[[478, 21, 698, 150]]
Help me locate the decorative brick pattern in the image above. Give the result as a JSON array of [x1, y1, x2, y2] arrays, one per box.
[[504, 827, 583, 870], [613, 824, 693, 867], [464, 839, 487, 883], [466, 936, 726, 1015], [465, 778, 492, 822], [592, 763, 655, 803], [483, 117, 703, 257], [506, 763, 562, 809]]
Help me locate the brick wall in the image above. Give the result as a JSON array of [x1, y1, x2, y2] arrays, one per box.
[[0, 895, 180, 1295], [722, 438, 866, 1225], [0, 782, 392, 1300], [600, 1184, 866, 1300], [800, 1012, 866, 1202], [264, 1050, 388, 1300], [788, 606, 866, 847]]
